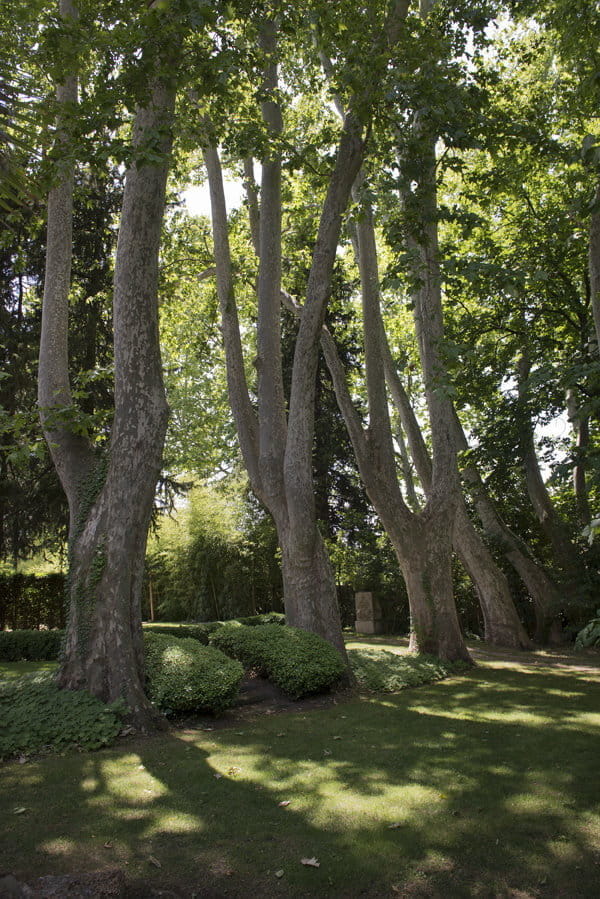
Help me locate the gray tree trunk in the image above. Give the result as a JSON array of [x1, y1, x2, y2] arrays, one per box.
[[381, 342, 530, 648], [450, 409, 562, 643], [517, 355, 586, 588], [589, 184, 600, 351], [38, 0, 176, 728]]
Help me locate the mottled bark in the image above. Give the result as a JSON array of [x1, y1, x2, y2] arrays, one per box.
[[451, 409, 562, 642], [517, 355, 585, 586], [566, 388, 591, 527], [39, 0, 177, 728], [589, 183, 600, 351], [381, 342, 530, 648]]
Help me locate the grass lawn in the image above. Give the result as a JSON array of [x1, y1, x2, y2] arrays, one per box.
[[1, 640, 599, 896]]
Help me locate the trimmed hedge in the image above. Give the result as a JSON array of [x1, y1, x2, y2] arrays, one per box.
[[209, 623, 345, 699], [0, 629, 64, 662], [142, 623, 214, 645], [0, 614, 287, 662], [0, 671, 123, 760], [143, 631, 243, 714], [0, 573, 66, 631]]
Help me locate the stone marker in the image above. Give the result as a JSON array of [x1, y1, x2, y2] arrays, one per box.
[[354, 591, 384, 634]]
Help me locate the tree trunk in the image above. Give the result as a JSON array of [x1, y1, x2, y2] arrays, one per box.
[[589, 183, 600, 351], [451, 409, 562, 642], [39, 1, 177, 727], [381, 341, 530, 648], [517, 355, 586, 590], [453, 503, 531, 648], [279, 523, 346, 655], [566, 388, 591, 527]]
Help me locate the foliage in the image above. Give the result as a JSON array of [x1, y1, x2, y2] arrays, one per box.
[[142, 622, 214, 645], [0, 573, 66, 630], [209, 623, 346, 699], [0, 628, 63, 662], [348, 647, 469, 693], [575, 612, 600, 649], [0, 670, 123, 759], [145, 478, 282, 622], [143, 631, 243, 715]]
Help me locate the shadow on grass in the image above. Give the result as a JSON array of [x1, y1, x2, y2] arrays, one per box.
[[1, 654, 599, 897]]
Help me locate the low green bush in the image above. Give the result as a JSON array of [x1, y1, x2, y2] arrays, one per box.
[[143, 631, 243, 714], [0, 672, 123, 760], [0, 629, 64, 662], [348, 647, 469, 693], [236, 612, 285, 627], [210, 623, 345, 699], [575, 612, 600, 649], [142, 623, 215, 645]]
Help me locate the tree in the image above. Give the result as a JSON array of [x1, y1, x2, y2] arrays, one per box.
[[38, 0, 181, 726], [202, 2, 410, 656]]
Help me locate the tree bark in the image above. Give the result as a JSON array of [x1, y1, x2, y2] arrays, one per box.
[[566, 388, 591, 527], [381, 341, 530, 648], [39, 1, 177, 727], [517, 354, 586, 587], [589, 183, 600, 352], [450, 408, 562, 642]]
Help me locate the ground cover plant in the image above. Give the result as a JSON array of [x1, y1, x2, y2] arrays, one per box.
[[0, 642, 599, 897], [347, 641, 469, 692], [0, 671, 123, 759]]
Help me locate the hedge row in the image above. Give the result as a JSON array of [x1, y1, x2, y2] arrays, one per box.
[[0, 573, 66, 631], [0, 614, 286, 661], [209, 622, 345, 698]]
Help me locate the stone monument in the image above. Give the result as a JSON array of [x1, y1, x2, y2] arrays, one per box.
[[354, 591, 384, 634]]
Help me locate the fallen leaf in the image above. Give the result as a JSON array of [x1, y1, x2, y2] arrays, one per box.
[[276, 732, 286, 737], [275, 870, 285, 879], [333, 736, 342, 741], [227, 766, 241, 777], [214, 773, 223, 779], [148, 856, 162, 868], [388, 823, 403, 829], [278, 800, 291, 807], [13, 807, 28, 815], [103, 841, 113, 849], [301, 857, 320, 868]]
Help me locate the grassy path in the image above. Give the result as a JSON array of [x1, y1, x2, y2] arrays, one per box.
[[1, 644, 599, 897]]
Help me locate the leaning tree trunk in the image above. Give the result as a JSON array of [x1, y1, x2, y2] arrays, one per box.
[[451, 409, 563, 643], [381, 340, 530, 648], [517, 354, 587, 596]]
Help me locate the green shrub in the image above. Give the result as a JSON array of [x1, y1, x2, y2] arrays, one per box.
[[237, 612, 285, 627], [0, 629, 64, 662], [348, 647, 469, 693], [142, 623, 214, 645], [0, 672, 123, 760], [210, 623, 345, 699], [575, 611, 600, 649], [143, 632, 243, 714]]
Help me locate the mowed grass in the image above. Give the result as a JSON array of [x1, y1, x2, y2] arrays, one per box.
[[1, 642, 599, 897]]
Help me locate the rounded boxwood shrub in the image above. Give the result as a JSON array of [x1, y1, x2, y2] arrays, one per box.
[[143, 631, 243, 714], [210, 623, 345, 699], [142, 623, 213, 645], [0, 672, 123, 760]]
